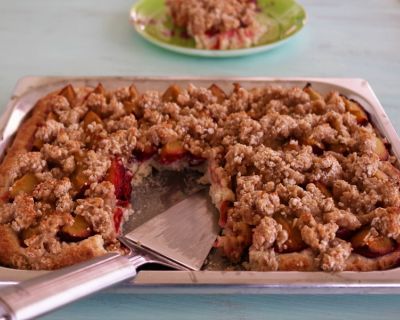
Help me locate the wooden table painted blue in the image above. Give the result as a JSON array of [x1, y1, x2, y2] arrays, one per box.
[[1, 0, 400, 319]]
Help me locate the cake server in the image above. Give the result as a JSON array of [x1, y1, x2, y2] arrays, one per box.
[[0, 188, 219, 320]]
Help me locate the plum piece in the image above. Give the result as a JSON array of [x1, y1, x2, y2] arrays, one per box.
[[274, 213, 306, 253], [10, 173, 39, 198], [162, 85, 181, 103], [159, 141, 187, 164], [209, 84, 226, 103], [303, 83, 323, 101], [218, 200, 232, 227], [351, 227, 395, 258], [70, 165, 88, 192], [129, 84, 139, 100], [123, 100, 137, 115], [61, 215, 92, 241], [106, 157, 133, 201], [32, 137, 43, 150], [113, 207, 124, 233], [83, 111, 103, 129], [59, 84, 76, 105], [70, 153, 89, 192], [343, 97, 368, 125], [336, 227, 355, 240], [374, 169, 388, 181], [93, 83, 106, 95], [374, 136, 389, 161]]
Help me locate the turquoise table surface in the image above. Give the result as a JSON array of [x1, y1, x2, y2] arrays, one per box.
[[1, 0, 400, 319]]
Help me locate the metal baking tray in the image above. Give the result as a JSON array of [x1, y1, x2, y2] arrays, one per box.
[[1, 76, 400, 294]]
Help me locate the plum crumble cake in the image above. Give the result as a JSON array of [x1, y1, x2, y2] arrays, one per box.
[[166, 0, 267, 50], [1, 81, 400, 272]]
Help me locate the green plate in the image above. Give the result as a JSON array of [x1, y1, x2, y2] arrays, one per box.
[[130, 0, 307, 57]]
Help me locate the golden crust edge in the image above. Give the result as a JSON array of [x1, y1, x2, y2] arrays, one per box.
[[0, 86, 93, 196], [276, 249, 400, 271], [0, 85, 104, 271], [0, 224, 106, 270], [0, 92, 54, 195]]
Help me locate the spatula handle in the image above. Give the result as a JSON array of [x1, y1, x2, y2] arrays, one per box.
[[0, 253, 136, 320]]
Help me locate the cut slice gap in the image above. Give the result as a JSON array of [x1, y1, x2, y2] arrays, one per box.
[[127, 169, 204, 232]]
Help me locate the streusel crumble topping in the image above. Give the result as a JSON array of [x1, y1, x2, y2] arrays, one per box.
[[1, 82, 400, 272]]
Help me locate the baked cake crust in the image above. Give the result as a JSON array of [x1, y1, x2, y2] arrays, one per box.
[[1, 82, 400, 272]]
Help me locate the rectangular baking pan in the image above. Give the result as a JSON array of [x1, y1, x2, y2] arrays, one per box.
[[1, 76, 400, 294]]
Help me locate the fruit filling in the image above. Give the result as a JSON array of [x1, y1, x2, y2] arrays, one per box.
[[106, 157, 133, 202]]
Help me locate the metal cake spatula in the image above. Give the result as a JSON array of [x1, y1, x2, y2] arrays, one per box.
[[0, 186, 219, 320]]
